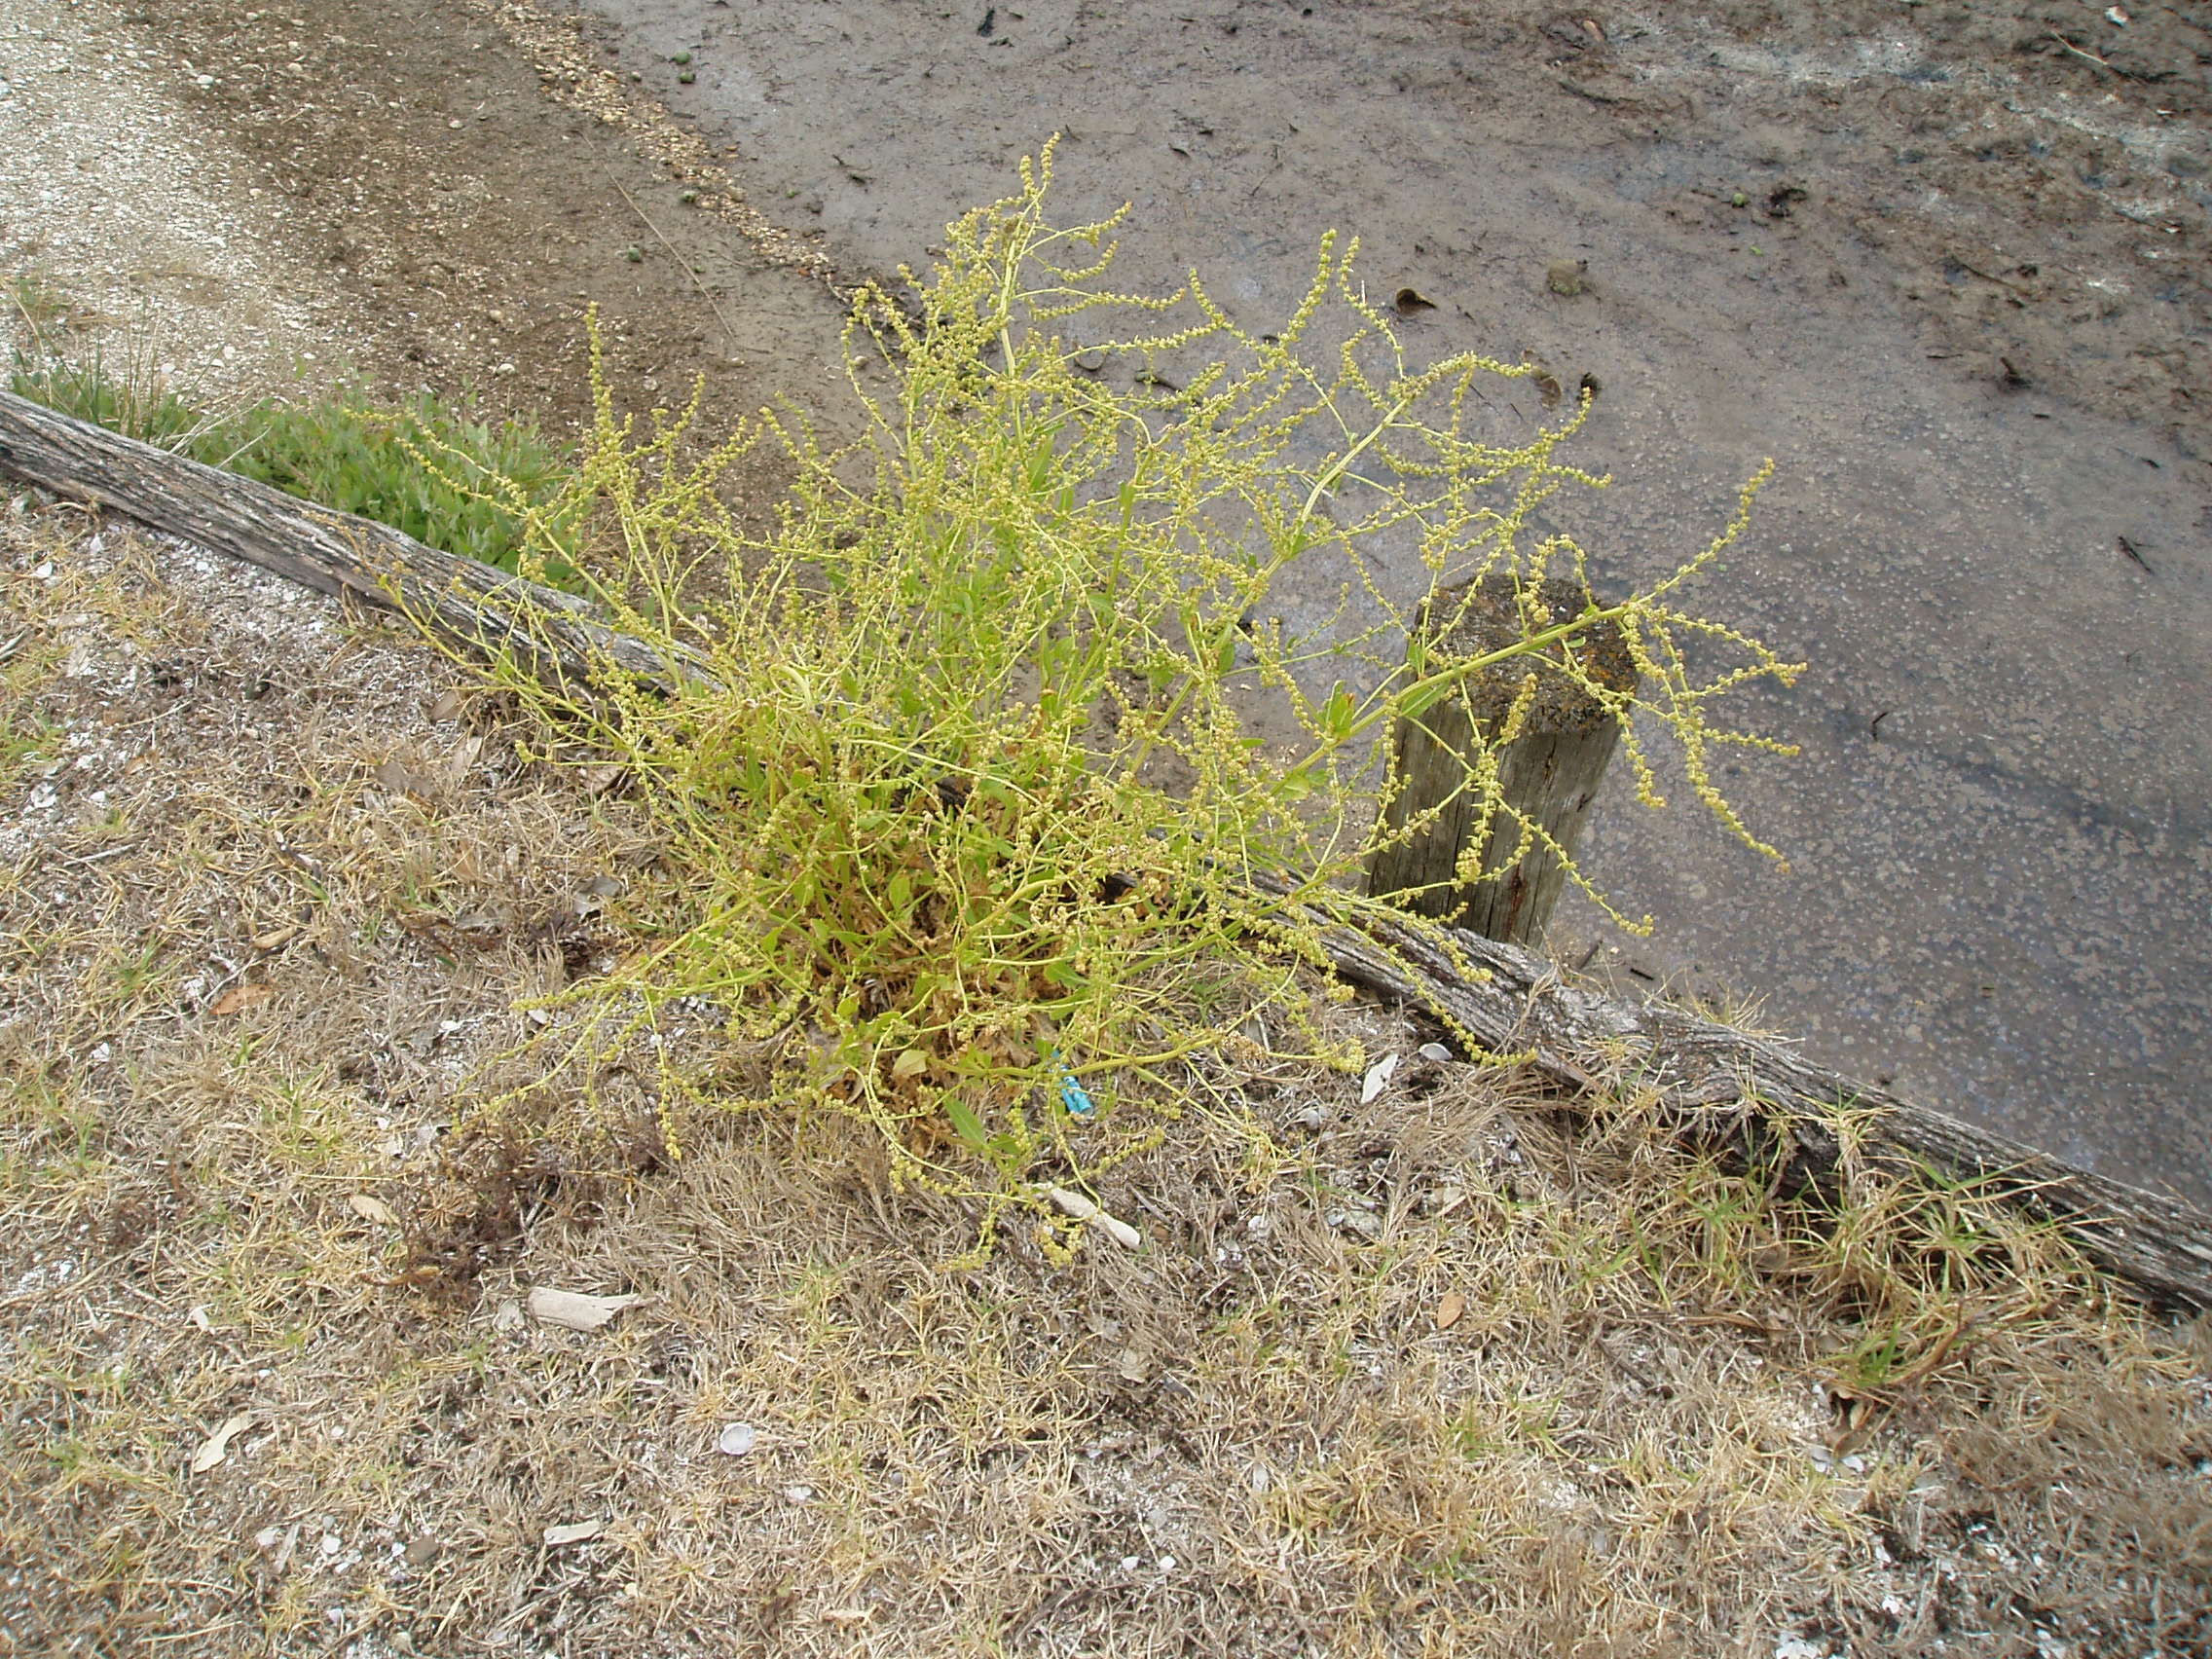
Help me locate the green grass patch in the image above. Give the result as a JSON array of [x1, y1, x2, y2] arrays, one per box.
[[215, 390, 572, 573], [8, 340, 571, 577]]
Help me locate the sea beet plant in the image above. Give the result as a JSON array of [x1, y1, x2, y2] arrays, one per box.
[[429, 142, 1802, 1252]]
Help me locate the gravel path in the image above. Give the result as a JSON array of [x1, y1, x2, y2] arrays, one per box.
[[0, 0, 370, 398]]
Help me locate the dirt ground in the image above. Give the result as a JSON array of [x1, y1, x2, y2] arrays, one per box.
[[0, 500, 2206, 1657], [556, 0, 2212, 1202], [3, 0, 860, 505], [14, 0, 2201, 1204], [4, 0, 2212, 1653]]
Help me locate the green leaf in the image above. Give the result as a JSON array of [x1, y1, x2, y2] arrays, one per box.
[[944, 1096, 988, 1149], [1401, 678, 1453, 720], [1322, 682, 1355, 740]]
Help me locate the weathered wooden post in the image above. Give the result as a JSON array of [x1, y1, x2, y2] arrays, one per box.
[[1364, 573, 1638, 946]]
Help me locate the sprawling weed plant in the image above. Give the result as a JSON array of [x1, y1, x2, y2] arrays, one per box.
[[450, 143, 1801, 1251]]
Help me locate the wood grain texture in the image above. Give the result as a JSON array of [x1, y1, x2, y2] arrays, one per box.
[[1365, 574, 1634, 944]]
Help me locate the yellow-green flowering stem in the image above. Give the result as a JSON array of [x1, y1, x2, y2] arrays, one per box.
[[1301, 600, 1637, 769], [431, 138, 1796, 1258]]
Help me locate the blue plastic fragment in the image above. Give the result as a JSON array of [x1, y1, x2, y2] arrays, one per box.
[[1052, 1051, 1095, 1120]]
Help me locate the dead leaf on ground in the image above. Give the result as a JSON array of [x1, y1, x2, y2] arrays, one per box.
[[1523, 349, 1566, 407], [374, 757, 428, 796], [444, 732, 484, 786], [208, 982, 274, 1017], [1045, 1187, 1142, 1250], [1435, 1290, 1467, 1331], [251, 923, 300, 952], [542, 1519, 605, 1548], [1393, 286, 1437, 316], [190, 1412, 255, 1473], [527, 1286, 645, 1331], [348, 1193, 398, 1227], [1827, 1392, 1883, 1457]]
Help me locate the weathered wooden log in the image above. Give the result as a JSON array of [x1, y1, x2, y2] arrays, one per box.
[[0, 388, 712, 697], [1364, 573, 1636, 944], [7, 387, 2208, 1309], [1261, 872, 2212, 1311]]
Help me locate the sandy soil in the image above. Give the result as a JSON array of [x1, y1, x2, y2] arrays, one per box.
[[0, 0, 375, 401], [5, 0, 857, 476]]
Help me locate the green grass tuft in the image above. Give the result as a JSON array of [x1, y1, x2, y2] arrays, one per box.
[[8, 335, 571, 576], [215, 389, 572, 575]]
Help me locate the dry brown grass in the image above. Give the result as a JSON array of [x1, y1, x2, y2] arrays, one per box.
[[1, 500, 2206, 1657]]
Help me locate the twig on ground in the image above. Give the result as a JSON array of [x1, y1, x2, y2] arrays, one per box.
[[608, 175, 740, 351], [2046, 29, 2142, 78]]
